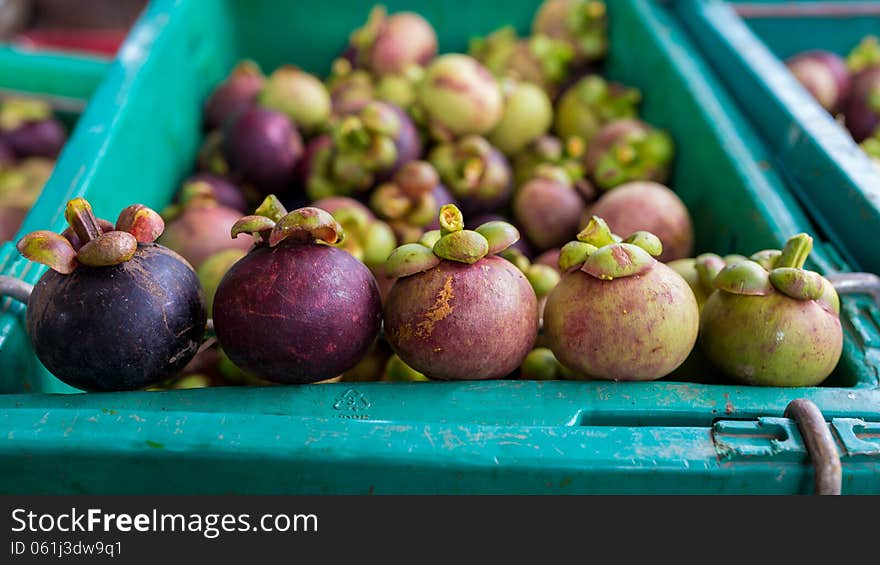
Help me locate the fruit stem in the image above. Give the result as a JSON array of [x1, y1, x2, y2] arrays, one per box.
[[64, 198, 104, 244], [776, 233, 813, 270]]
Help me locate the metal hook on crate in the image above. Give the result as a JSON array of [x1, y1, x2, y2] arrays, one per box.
[[0, 275, 33, 305], [827, 272, 880, 307], [784, 398, 842, 496]]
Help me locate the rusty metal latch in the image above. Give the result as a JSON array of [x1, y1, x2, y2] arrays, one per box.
[[784, 399, 841, 495], [713, 400, 880, 494]]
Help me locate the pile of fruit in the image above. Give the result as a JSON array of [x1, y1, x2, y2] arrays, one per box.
[[14, 0, 844, 392], [786, 35, 880, 164], [0, 96, 67, 242]]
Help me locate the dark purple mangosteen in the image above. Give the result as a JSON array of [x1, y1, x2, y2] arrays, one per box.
[[16, 198, 206, 391], [223, 106, 303, 196]]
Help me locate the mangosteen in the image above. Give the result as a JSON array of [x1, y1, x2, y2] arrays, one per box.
[[429, 135, 512, 216], [543, 216, 700, 380], [302, 100, 421, 200], [699, 234, 842, 387], [158, 181, 254, 270], [382, 204, 539, 380], [844, 65, 880, 142], [0, 157, 54, 241], [512, 135, 592, 198], [347, 6, 438, 76], [204, 60, 266, 131], [258, 65, 331, 134], [584, 180, 693, 262], [212, 197, 383, 384], [469, 26, 574, 99], [183, 172, 248, 213], [382, 353, 429, 382], [416, 54, 503, 141], [532, 0, 608, 64], [584, 119, 674, 191], [488, 78, 554, 156], [16, 198, 207, 391], [553, 74, 640, 145], [520, 347, 574, 380], [0, 97, 66, 159], [325, 60, 376, 118], [223, 106, 303, 195], [313, 195, 397, 269], [197, 248, 247, 317], [369, 160, 441, 239], [785, 50, 851, 113], [513, 165, 586, 251]]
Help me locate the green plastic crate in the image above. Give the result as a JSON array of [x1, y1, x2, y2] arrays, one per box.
[[0, 0, 878, 494], [0, 46, 109, 393], [673, 0, 880, 277]]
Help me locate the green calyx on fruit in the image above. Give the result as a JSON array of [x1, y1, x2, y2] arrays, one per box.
[[429, 135, 509, 201], [17, 197, 164, 273], [309, 102, 401, 199], [513, 135, 587, 193], [557, 215, 660, 279], [712, 233, 830, 302], [469, 26, 573, 94], [847, 35, 880, 73], [231, 195, 343, 247], [554, 75, 640, 144], [713, 260, 773, 296], [592, 127, 674, 191], [384, 204, 519, 277], [370, 161, 439, 229], [695, 253, 727, 293]]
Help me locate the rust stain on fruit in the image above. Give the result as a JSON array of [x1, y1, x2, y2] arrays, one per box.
[[414, 276, 454, 338]]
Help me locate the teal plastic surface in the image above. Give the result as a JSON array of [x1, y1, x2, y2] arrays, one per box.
[[673, 0, 880, 276], [1, 0, 879, 493]]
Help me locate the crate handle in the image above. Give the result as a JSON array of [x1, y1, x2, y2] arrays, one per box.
[[784, 398, 841, 495], [827, 272, 880, 308], [0, 275, 32, 305]]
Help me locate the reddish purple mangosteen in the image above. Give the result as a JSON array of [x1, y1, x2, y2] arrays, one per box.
[[382, 204, 539, 380], [543, 216, 699, 381], [212, 197, 383, 384], [513, 165, 586, 252], [204, 60, 266, 131], [223, 106, 303, 196], [585, 180, 693, 262], [16, 198, 206, 391], [785, 50, 851, 113]]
